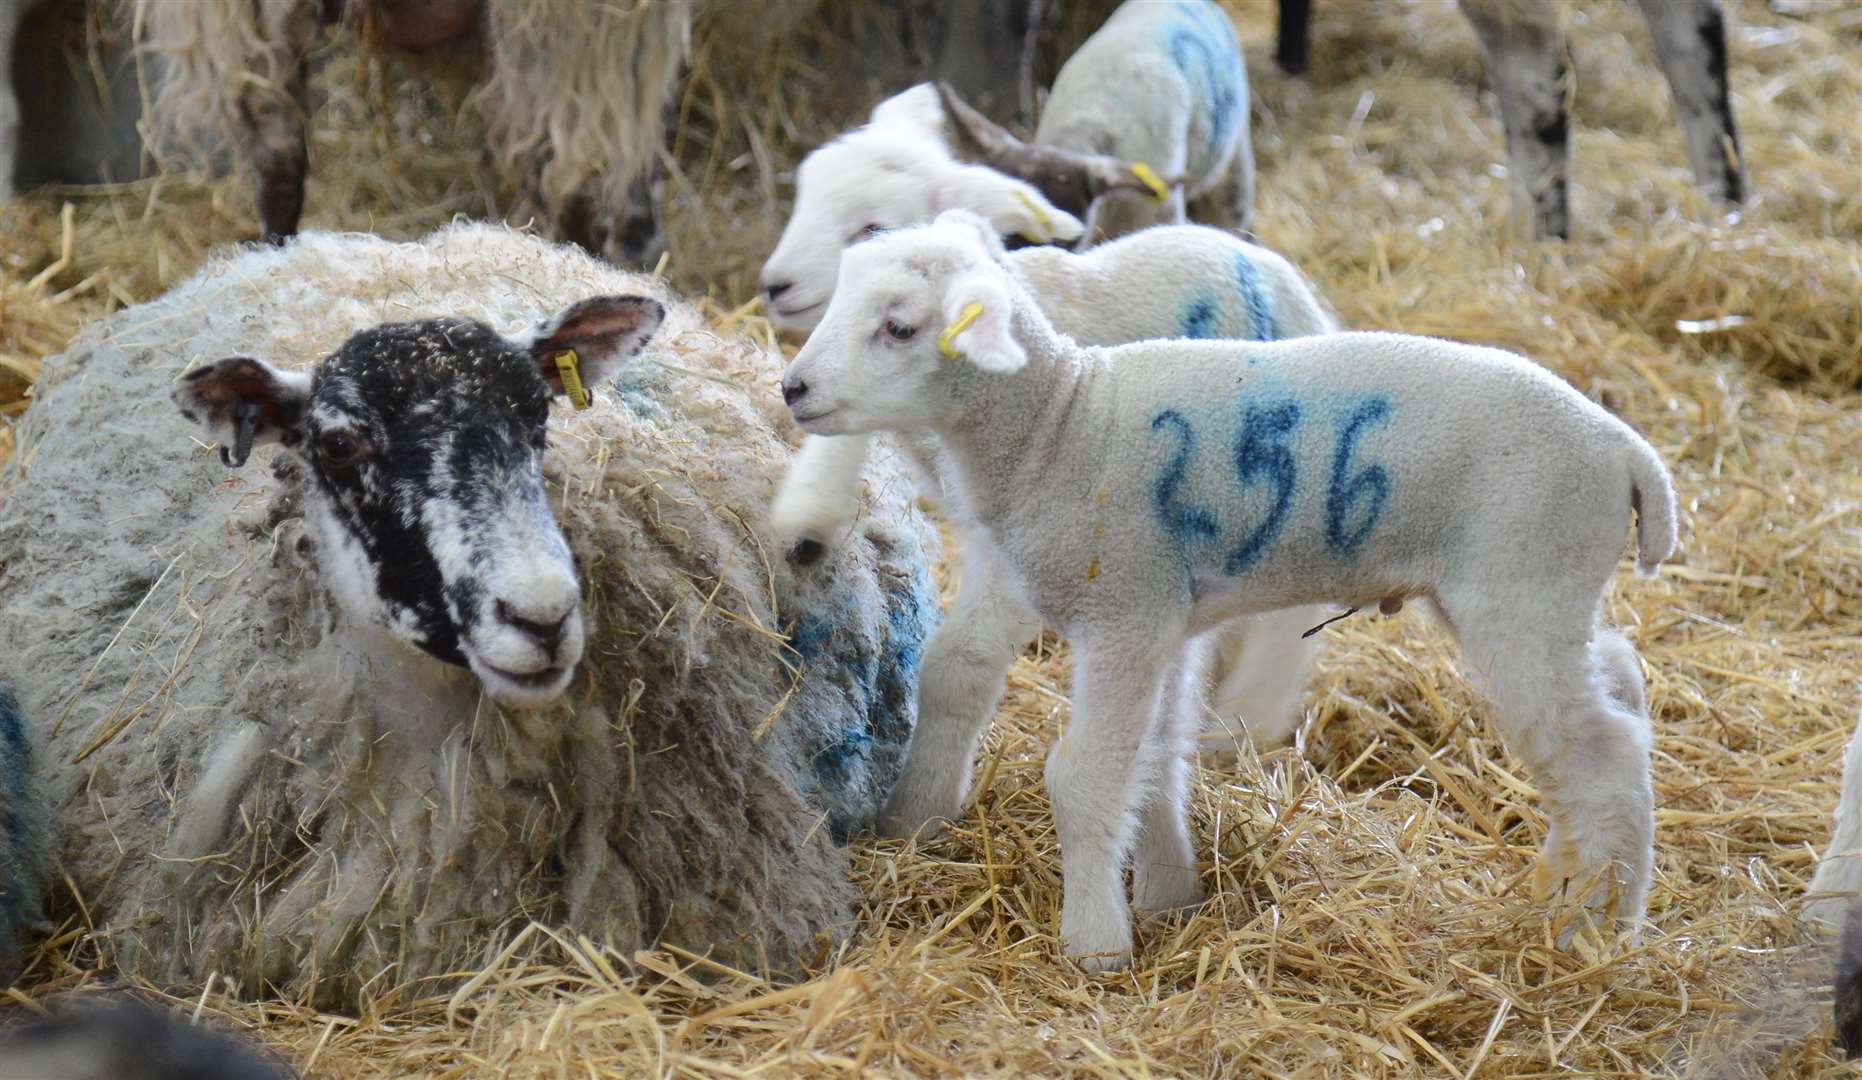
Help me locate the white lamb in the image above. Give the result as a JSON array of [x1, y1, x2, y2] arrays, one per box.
[[781, 211, 1677, 971], [776, 223, 1345, 764], [760, 0, 1252, 322]]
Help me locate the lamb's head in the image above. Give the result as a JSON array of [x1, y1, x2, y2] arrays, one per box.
[[173, 295, 665, 708], [759, 83, 1080, 333], [782, 211, 1026, 436], [934, 82, 1182, 221]]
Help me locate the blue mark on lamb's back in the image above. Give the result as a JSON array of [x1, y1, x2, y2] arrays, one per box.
[[1178, 297, 1222, 340], [1233, 253, 1277, 341], [1225, 398, 1301, 573], [1325, 397, 1395, 556], [1163, 1, 1245, 156]]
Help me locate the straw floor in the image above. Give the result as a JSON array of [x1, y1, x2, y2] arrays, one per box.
[[3, 0, 1861, 1075]]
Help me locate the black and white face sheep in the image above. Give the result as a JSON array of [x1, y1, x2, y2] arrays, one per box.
[[1275, 0, 1744, 240], [172, 295, 662, 708]]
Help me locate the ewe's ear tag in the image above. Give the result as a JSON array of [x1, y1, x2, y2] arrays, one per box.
[[939, 302, 985, 360], [1131, 161, 1169, 203], [1011, 189, 1051, 243], [554, 349, 591, 410]]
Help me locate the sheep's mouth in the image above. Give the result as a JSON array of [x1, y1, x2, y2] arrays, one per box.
[[790, 407, 839, 428], [485, 664, 565, 688], [772, 300, 825, 322], [472, 659, 576, 707]]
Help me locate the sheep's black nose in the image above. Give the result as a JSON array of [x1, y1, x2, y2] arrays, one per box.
[[496, 599, 569, 653], [765, 280, 793, 302], [782, 379, 808, 405]]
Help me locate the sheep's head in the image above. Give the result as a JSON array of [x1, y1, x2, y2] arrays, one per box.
[[782, 211, 1025, 436], [173, 295, 665, 709], [934, 82, 1183, 222], [759, 83, 1080, 333]]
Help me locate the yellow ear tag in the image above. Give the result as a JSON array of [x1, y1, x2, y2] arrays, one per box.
[[553, 349, 591, 411], [938, 303, 985, 360], [1011, 189, 1051, 243], [1131, 161, 1169, 203]]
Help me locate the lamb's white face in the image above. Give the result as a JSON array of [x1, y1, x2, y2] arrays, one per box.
[[782, 213, 1027, 436], [760, 86, 1081, 333], [174, 297, 664, 710]]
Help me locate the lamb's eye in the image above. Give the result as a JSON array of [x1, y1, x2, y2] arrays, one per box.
[[853, 222, 882, 242], [885, 320, 916, 342], [319, 430, 362, 467]]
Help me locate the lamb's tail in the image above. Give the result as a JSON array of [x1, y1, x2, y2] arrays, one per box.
[[1624, 431, 1677, 577]]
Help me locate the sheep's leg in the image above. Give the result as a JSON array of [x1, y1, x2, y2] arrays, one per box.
[[1457, 0, 1569, 240], [1199, 605, 1323, 758], [0, 0, 26, 203], [878, 535, 1040, 838], [1809, 711, 1862, 928], [1591, 625, 1648, 720], [770, 434, 872, 563], [1276, 0, 1312, 76], [1185, 145, 1254, 235], [1632, 0, 1744, 205], [1441, 595, 1655, 941], [1049, 633, 1174, 971], [239, 1, 318, 244], [1130, 637, 1207, 913]]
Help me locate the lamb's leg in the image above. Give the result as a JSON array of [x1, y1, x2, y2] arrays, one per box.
[[1457, 0, 1570, 240], [1185, 145, 1254, 235], [1, 0, 28, 203], [770, 434, 872, 563], [1632, 0, 1744, 205], [878, 535, 1040, 837], [1131, 637, 1207, 913], [1809, 709, 1862, 928], [1200, 605, 1322, 758], [1441, 594, 1655, 941], [1591, 625, 1648, 719], [1048, 633, 1173, 971]]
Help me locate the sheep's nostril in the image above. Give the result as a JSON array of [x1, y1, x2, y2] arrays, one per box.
[[782, 380, 808, 406], [764, 280, 793, 302], [496, 599, 570, 652]]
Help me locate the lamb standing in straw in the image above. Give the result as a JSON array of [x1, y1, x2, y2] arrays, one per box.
[[780, 212, 1675, 970], [0, 223, 940, 1002]]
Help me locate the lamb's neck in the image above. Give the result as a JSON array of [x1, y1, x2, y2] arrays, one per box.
[[935, 303, 1097, 528]]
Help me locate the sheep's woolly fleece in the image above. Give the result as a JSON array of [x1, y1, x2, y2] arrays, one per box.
[[0, 223, 940, 1004]]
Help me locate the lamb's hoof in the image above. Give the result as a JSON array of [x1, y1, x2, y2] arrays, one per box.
[[790, 539, 826, 565], [1133, 862, 1207, 913], [1534, 845, 1641, 948], [1061, 905, 1134, 974], [1070, 949, 1132, 975]]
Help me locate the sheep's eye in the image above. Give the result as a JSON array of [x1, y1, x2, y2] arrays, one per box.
[[319, 430, 362, 468], [885, 320, 916, 342], [853, 222, 882, 242]]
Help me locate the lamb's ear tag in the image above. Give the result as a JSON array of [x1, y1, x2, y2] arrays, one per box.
[[938, 302, 985, 360], [553, 349, 591, 411], [1131, 162, 1169, 203], [1011, 189, 1051, 243]]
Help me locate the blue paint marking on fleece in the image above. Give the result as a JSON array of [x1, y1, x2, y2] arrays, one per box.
[[609, 363, 669, 418], [0, 685, 47, 983], [1164, 1, 1246, 156], [1179, 296, 1222, 340], [1325, 397, 1395, 556], [1232, 252, 1277, 341], [783, 564, 937, 841]]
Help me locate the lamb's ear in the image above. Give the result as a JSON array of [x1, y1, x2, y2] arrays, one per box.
[[516, 295, 666, 397], [939, 270, 1025, 374], [870, 82, 945, 135], [933, 162, 1085, 246], [173, 357, 312, 468]]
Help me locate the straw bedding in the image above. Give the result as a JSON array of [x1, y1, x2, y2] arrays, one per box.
[[0, 223, 940, 1005], [1, 0, 1859, 1075]]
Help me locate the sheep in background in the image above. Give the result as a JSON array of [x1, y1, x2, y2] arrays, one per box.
[[0, 0, 51, 202], [1274, 0, 1744, 240], [0, 223, 941, 1002], [772, 224, 1345, 774], [781, 212, 1674, 970], [1807, 708, 1862, 1056], [0, 995, 295, 1080], [934, 0, 1252, 245]]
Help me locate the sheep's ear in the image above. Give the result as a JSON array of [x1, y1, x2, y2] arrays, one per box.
[[173, 357, 312, 468], [516, 295, 666, 397], [870, 83, 945, 134], [933, 163, 1084, 246], [939, 271, 1025, 374]]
